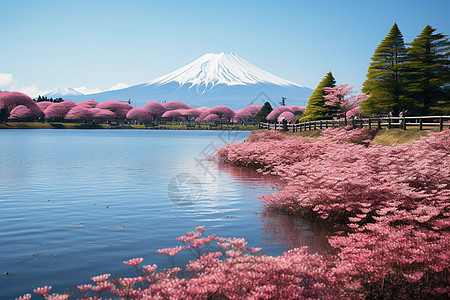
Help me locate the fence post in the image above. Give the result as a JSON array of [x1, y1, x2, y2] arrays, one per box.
[[325, 120, 328, 128], [320, 120, 322, 129], [439, 117, 443, 131], [402, 117, 406, 130], [419, 118, 422, 130], [368, 118, 371, 129], [388, 118, 391, 129], [309, 121, 311, 131], [378, 118, 381, 130]]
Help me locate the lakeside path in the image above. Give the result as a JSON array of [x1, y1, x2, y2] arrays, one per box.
[[0, 122, 258, 130]]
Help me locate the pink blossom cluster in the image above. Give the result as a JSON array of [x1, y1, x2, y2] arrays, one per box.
[[1, 91, 270, 123], [277, 111, 296, 123], [29, 226, 357, 299], [196, 105, 236, 122], [265, 105, 305, 121], [0, 92, 44, 120], [323, 84, 370, 121], [233, 105, 262, 122], [216, 128, 449, 297]]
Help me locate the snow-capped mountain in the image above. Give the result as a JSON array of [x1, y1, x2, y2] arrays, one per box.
[[72, 53, 312, 109], [43, 88, 84, 99]]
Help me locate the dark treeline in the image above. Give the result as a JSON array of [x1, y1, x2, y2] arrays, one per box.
[[34, 95, 64, 103]]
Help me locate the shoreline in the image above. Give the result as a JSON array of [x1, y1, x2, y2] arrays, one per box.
[[0, 122, 258, 131]]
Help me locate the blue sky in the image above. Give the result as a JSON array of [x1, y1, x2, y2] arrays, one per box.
[[1, 0, 449, 97]]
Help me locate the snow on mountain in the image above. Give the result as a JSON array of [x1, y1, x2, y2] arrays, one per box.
[[43, 88, 84, 99], [71, 53, 313, 109], [147, 52, 304, 88]]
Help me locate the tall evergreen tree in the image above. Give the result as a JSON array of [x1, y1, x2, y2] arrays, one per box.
[[404, 25, 450, 115], [361, 23, 408, 116], [300, 71, 336, 121], [254, 101, 273, 122]]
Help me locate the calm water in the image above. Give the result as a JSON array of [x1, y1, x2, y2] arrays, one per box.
[[0, 129, 329, 298]]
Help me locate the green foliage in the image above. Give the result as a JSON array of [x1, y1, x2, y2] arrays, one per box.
[[404, 25, 450, 115], [361, 23, 409, 116], [300, 71, 336, 121], [254, 101, 273, 122]]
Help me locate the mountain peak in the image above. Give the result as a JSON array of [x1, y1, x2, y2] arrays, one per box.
[[146, 52, 303, 89], [43, 88, 84, 98]]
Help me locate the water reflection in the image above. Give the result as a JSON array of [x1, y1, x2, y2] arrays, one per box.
[[217, 162, 333, 254]]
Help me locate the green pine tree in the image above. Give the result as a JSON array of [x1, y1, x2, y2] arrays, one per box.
[[404, 25, 450, 115], [361, 23, 409, 116], [254, 102, 273, 122], [300, 71, 336, 121]]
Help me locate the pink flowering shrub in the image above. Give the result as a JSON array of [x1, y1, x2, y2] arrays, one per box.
[[277, 111, 296, 123], [246, 129, 286, 142], [31, 226, 356, 299], [216, 129, 449, 297], [126, 108, 153, 122], [0, 91, 44, 119], [321, 126, 374, 145], [96, 100, 133, 119], [9, 105, 32, 120]]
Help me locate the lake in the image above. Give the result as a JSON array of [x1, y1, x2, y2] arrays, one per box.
[[0, 129, 329, 298]]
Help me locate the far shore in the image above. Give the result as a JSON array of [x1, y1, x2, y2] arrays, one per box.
[[0, 122, 258, 131]]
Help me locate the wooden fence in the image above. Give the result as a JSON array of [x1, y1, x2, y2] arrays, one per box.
[[259, 116, 450, 132]]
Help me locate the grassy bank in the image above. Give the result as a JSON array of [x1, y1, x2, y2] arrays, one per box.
[[0, 122, 258, 131], [280, 128, 434, 145]]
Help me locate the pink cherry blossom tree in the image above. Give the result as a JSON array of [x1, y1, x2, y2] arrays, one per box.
[[277, 111, 296, 123], [44, 103, 72, 120], [96, 100, 133, 119], [234, 105, 262, 122], [90, 108, 116, 122], [197, 105, 235, 122], [78, 100, 98, 108], [8, 105, 32, 120], [265, 106, 292, 121], [286, 105, 305, 115], [143, 101, 167, 120], [162, 110, 185, 121], [36, 101, 53, 111], [0, 91, 44, 120], [65, 106, 95, 121], [162, 101, 191, 110], [203, 113, 220, 122], [59, 101, 78, 109], [126, 107, 153, 122], [323, 84, 370, 123]]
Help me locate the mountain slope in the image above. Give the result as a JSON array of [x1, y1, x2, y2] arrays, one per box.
[[72, 53, 312, 109]]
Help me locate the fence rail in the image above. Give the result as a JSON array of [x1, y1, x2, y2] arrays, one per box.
[[259, 116, 450, 132]]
